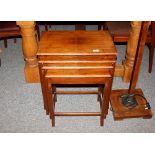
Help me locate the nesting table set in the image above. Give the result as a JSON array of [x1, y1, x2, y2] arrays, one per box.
[[37, 31, 117, 126]]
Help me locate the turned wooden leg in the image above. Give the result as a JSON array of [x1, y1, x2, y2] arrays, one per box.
[[16, 21, 39, 83]]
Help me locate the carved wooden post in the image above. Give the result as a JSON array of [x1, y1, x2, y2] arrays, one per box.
[[123, 21, 142, 82], [16, 21, 40, 83]]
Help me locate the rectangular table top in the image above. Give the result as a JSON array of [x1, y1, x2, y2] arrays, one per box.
[[37, 31, 117, 56]]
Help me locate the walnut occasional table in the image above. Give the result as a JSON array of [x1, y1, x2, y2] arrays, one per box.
[[37, 31, 117, 127]]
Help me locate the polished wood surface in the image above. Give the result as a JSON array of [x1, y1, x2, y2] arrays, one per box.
[[38, 31, 117, 55], [16, 21, 40, 83], [17, 21, 143, 84], [37, 31, 117, 126], [110, 89, 152, 120]]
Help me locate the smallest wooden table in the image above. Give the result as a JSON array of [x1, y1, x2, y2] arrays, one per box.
[[37, 31, 117, 126]]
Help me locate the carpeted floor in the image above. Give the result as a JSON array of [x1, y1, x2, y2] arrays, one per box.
[[0, 25, 155, 132]]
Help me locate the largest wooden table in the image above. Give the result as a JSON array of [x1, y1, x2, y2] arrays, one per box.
[[16, 21, 142, 83]]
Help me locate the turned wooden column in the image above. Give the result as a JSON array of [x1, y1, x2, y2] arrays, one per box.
[[16, 21, 40, 83], [123, 21, 142, 82]]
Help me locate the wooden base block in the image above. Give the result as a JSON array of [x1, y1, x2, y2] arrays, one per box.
[[24, 65, 40, 83], [110, 89, 153, 120]]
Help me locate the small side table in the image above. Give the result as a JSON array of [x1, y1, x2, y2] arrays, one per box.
[[37, 31, 117, 126]]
